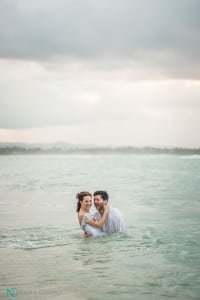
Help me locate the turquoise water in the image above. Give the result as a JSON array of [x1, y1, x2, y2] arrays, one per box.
[[0, 154, 200, 299]]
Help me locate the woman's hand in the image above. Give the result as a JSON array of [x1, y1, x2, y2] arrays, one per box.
[[104, 203, 110, 212], [87, 203, 110, 228]]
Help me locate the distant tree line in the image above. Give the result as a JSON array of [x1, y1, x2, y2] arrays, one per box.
[[0, 146, 200, 155]]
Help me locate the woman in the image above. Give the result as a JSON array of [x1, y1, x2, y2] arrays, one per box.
[[76, 191, 109, 237]]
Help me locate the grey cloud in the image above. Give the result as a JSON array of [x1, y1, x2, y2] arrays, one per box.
[[0, 0, 200, 78]]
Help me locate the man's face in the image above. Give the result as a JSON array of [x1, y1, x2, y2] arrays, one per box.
[[94, 194, 106, 211]]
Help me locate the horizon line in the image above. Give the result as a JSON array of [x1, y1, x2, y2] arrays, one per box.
[[0, 142, 200, 150]]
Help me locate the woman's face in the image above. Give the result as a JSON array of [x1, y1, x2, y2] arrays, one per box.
[[81, 195, 92, 211]]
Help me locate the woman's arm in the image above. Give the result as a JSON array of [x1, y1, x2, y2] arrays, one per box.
[[87, 205, 110, 228]]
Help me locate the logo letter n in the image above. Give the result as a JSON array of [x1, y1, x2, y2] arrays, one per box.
[[6, 288, 19, 298]]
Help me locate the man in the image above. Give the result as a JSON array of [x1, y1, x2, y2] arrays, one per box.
[[92, 191, 126, 234]]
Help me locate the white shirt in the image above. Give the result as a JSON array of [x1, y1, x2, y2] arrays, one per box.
[[80, 212, 105, 237], [93, 207, 126, 234]]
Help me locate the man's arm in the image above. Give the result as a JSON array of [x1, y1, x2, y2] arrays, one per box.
[[109, 208, 126, 233]]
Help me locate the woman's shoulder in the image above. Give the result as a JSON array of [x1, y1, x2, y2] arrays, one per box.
[[78, 211, 92, 222], [83, 212, 93, 220], [78, 211, 88, 224], [81, 212, 93, 225]]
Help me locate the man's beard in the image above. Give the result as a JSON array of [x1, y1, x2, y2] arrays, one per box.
[[96, 204, 104, 214]]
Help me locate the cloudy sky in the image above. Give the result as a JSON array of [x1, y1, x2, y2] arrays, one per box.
[[0, 0, 200, 147]]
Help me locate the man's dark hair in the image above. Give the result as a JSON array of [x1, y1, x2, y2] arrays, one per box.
[[93, 191, 109, 201]]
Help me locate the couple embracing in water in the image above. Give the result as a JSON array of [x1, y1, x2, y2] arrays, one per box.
[[76, 191, 126, 237]]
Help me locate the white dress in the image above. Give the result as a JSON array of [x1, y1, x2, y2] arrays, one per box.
[[80, 212, 106, 237]]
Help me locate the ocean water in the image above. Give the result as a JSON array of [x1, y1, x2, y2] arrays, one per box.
[[0, 154, 199, 300]]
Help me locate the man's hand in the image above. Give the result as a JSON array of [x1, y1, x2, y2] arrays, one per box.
[[84, 232, 92, 238]]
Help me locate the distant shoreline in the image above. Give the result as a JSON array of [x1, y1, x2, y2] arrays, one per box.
[[0, 146, 200, 155]]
